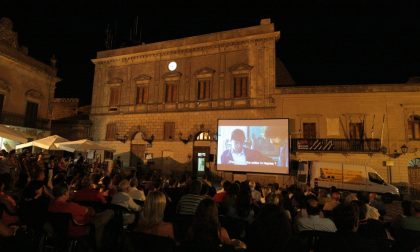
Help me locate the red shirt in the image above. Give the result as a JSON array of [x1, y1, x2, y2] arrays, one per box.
[[48, 200, 90, 237], [73, 188, 107, 204], [213, 191, 226, 203]]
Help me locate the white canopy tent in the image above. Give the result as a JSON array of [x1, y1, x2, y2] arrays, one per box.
[[0, 124, 30, 143], [54, 139, 115, 153], [15, 135, 68, 150]]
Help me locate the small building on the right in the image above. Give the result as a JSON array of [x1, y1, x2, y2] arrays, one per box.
[[274, 78, 420, 198]]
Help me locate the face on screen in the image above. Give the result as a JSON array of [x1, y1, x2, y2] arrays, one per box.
[[232, 139, 244, 153], [217, 119, 289, 174]]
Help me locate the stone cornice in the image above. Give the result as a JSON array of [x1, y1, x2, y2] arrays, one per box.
[[0, 42, 60, 81], [278, 83, 420, 94], [92, 32, 280, 67]]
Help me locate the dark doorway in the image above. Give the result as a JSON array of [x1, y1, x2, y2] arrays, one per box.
[[192, 146, 210, 179], [130, 144, 146, 167]]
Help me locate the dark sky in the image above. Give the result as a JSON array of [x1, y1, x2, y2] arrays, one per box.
[[1, 0, 420, 105]]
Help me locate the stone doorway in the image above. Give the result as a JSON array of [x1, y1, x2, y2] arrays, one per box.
[[130, 144, 146, 167], [408, 158, 420, 199]]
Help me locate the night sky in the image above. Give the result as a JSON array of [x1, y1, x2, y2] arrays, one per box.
[[1, 0, 419, 106]]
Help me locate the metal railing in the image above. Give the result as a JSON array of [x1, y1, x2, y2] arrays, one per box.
[[0, 112, 50, 130], [291, 138, 381, 153]]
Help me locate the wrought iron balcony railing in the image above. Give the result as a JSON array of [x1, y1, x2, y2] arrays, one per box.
[[291, 138, 382, 153], [0, 112, 50, 130]]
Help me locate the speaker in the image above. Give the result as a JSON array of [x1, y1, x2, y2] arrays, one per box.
[[209, 154, 215, 162]]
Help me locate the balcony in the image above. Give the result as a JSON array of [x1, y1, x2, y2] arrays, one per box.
[[0, 112, 50, 130], [291, 138, 381, 153]]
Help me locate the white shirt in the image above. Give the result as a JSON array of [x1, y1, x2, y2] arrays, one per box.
[[111, 192, 140, 211], [128, 187, 146, 201], [296, 215, 337, 232], [231, 150, 247, 165]]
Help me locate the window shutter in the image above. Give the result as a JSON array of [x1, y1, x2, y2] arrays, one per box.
[[164, 122, 175, 140], [106, 123, 117, 140], [109, 87, 120, 107]]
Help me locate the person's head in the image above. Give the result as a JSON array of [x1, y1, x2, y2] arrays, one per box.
[[222, 180, 231, 191], [344, 193, 358, 204], [139, 191, 167, 229], [331, 191, 341, 201], [118, 179, 130, 192], [249, 180, 256, 190], [306, 195, 321, 216], [249, 204, 292, 252], [333, 203, 359, 232], [352, 200, 367, 221], [369, 192, 377, 202], [52, 183, 69, 200], [231, 129, 245, 153], [129, 177, 139, 188], [189, 180, 202, 195], [195, 198, 219, 222]]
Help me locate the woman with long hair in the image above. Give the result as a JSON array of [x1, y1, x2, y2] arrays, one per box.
[[137, 191, 174, 239], [187, 198, 245, 249]]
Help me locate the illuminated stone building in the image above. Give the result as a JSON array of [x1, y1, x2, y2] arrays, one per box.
[[91, 19, 420, 194], [0, 17, 59, 148]]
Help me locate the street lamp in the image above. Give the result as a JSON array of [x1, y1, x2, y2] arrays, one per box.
[[387, 144, 409, 159]]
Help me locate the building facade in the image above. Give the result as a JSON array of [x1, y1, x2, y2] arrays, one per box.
[[50, 98, 91, 140], [90, 19, 420, 194], [0, 17, 60, 146]]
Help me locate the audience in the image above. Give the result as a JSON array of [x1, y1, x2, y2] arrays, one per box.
[[296, 195, 337, 232], [0, 151, 416, 252], [136, 191, 174, 239]]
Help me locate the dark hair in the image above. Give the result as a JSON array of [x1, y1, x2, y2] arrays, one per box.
[[352, 200, 367, 220], [231, 129, 245, 142], [187, 198, 220, 245], [333, 203, 359, 232], [52, 183, 68, 198], [248, 204, 292, 252], [189, 180, 202, 195]]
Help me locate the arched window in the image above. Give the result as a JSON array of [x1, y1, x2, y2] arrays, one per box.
[[408, 115, 420, 140], [196, 131, 212, 141]]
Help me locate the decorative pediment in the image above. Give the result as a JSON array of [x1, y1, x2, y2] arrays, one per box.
[[133, 74, 152, 85], [162, 71, 182, 81], [0, 79, 10, 93], [26, 89, 43, 99], [194, 67, 216, 78], [229, 63, 253, 75], [106, 78, 123, 85]]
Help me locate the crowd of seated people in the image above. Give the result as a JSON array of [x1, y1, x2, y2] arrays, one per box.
[[0, 150, 419, 251]]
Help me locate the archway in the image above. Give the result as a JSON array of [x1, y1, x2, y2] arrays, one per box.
[[130, 131, 147, 167]]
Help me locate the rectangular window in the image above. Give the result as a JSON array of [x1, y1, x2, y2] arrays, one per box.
[[24, 102, 38, 128], [164, 122, 175, 141], [303, 123, 316, 139], [233, 76, 248, 98], [165, 82, 178, 103], [109, 86, 120, 107], [136, 86, 148, 104], [0, 94, 4, 116], [197, 79, 211, 100], [349, 122, 363, 139], [409, 116, 420, 140]]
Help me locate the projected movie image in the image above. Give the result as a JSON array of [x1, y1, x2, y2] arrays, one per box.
[[217, 119, 289, 174]]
